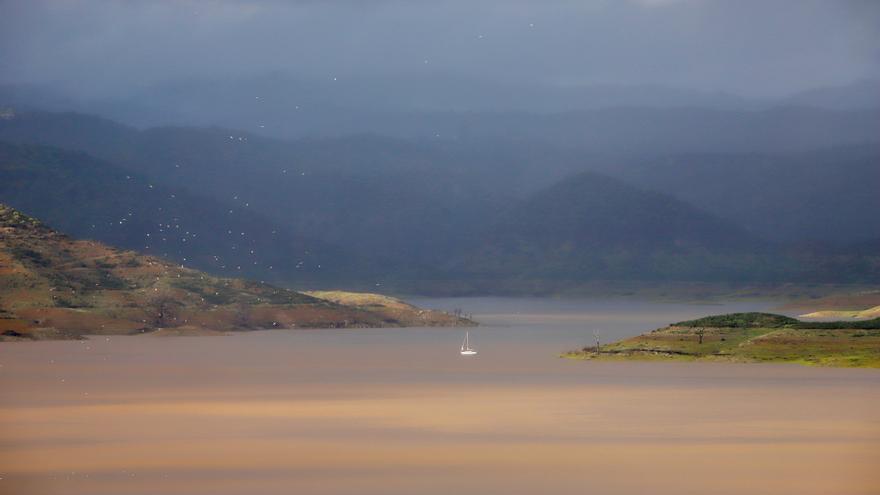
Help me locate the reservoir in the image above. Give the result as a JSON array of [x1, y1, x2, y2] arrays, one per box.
[[1, 297, 877, 494]]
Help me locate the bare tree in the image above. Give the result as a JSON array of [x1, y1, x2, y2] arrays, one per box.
[[451, 308, 463, 326], [144, 293, 181, 328], [593, 329, 601, 354], [696, 327, 705, 345], [233, 302, 253, 329]]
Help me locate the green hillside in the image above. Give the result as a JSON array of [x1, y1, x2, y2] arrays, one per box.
[[565, 312, 880, 368], [0, 204, 472, 341]]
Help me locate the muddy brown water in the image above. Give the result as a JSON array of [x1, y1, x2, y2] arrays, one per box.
[[1, 297, 878, 494]]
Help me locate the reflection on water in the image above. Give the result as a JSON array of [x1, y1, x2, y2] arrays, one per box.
[[1, 298, 878, 495]]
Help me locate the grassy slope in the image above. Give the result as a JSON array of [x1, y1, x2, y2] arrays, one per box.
[[800, 305, 880, 319], [0, 204, 472, 341], [305, 290, 466, 327], [564, 312, 880, 368]]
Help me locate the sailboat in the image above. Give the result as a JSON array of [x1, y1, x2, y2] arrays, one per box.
[[460, 331, 477, 356]]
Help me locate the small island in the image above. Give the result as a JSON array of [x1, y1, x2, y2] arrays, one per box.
[[564, 312, 880, 368]]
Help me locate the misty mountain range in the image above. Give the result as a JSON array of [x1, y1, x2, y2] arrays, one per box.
[[2, 75, 879, 140], [0, 84, 878, 293]]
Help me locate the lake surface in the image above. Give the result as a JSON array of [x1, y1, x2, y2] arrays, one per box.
[[1, 297, 878, 494]]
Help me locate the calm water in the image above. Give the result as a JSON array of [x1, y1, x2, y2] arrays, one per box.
[[1, 297, 878, 494], [412, 295, 778, 354]]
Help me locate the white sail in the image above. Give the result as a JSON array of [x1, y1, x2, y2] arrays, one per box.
[[460, 331, 477, 356]]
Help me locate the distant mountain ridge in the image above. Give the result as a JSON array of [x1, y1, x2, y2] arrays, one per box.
[[1, 109, 877, 292], [451, 171, 770, 282], [613, 145, 880, 243], [3, 79, 879, 147], [0, 141, 356, 286], [444, 170, 880, 285], [4, 76, 877, 127], [783, 79, 880, 110], [0, 111, 509, 272]]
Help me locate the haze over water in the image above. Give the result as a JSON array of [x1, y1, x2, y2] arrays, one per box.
[[1, 297, 878, 495]]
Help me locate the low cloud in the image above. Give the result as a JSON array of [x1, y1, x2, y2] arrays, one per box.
[[0, 0, 877, 98]]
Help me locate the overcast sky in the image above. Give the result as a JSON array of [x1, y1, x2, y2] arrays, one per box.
[[1, 0, 878, 99]]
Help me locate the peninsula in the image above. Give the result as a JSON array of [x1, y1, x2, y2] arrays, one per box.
[[564, 312, 880, 368], [0, 204, 472, 341]]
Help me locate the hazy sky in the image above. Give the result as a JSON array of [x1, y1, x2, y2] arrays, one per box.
[[1, 0, 878, 98]]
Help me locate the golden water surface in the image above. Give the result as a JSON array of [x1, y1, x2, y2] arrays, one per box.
[[1, 299, 878, 494]]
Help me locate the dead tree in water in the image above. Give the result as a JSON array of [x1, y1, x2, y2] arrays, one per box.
[[593, 329, 601, 354], [696, 327, 705, 345], [452, 308, 463, 326]]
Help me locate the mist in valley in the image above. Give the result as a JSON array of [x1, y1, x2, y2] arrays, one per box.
[[1, 0, 878, 293]]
